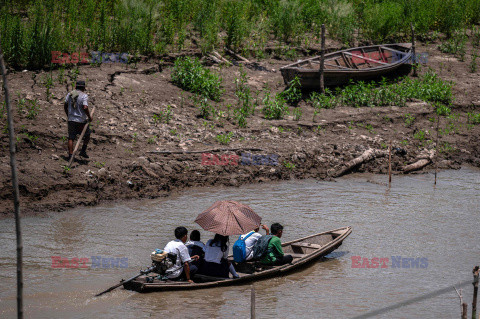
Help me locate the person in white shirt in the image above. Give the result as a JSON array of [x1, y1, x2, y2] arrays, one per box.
[[200, 234, 239, 278], [242, 224, 269, 261], [163, 227, 199, 283]]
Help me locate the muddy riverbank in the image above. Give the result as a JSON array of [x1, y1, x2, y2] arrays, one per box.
[[0, 40, 479, 216]]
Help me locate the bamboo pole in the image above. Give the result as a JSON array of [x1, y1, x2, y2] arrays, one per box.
[[388, 140, 392, 185], [473, 266, 479, 319], [319, 24, 325, 94], [0, 37, 24, 319], [434, 114, 440, 184], [411, 23, 417, 77], [251, 285, 256, 319]]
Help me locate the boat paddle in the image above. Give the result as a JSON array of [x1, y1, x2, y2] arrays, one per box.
[[94, 265, 155, 297]]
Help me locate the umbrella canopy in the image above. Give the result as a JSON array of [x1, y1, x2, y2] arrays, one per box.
[[194, 200, 262, 236]]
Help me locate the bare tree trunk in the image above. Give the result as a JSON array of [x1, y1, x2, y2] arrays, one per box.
[[332, 148, 388, 178], [0, 37, 23, 319]]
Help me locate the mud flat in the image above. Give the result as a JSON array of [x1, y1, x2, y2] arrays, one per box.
[[0, 41, 479, 216]]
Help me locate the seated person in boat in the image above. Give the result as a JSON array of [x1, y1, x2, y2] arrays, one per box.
[[200, 234, 239, 279], [242, 224, 269, 261], [186, 229, 206, 269], [163, 226, 199, 283], [186, 230, 206, 257], [260, 223, 293, 266]]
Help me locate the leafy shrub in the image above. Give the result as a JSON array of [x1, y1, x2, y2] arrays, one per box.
[[216, 132, 234, 145], [172, 57, 223, 101], [435, 103, 451, 116], [262, 92, 289, 120], [308, 90, 336, 110], [279, 76, 302, 106]]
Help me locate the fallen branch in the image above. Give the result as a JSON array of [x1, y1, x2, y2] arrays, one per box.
[[224, 48, 250, 63], [402, 150, 435, 173], [331, 148, 388, 178], [212, 51, 232, 65], [148, 147, 266, 155]]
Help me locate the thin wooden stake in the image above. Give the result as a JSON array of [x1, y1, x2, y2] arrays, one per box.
[[319, 24, 326, 94], [473, 266, 479, 319], [434, 114, 440, 185], [463, 303, 468, 319], [67, 106, 95, 168], [455, 287, 464, 318], [411, 23, 417, 77], [251, 285, 256, 319], [388, 140, 392, 185], [0, 37, 24, 319]]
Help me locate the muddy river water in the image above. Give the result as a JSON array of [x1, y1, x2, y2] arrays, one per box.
[[1, 167, 479, 318]]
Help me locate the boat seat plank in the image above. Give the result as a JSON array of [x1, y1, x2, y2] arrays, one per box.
[[344, 52, 388, 65], [341, 53, 357, 69], [380, 46, 407, 56], [324, 62, 349, 70], [290, 253, 306, 258], [291, 242, 323, 249]]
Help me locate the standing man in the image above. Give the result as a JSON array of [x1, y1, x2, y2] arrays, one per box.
[[163, 227, 199, 283], [64, 80, 92, 160]]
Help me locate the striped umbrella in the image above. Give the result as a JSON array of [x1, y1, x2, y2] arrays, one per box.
[[194, 200, 262, 236]]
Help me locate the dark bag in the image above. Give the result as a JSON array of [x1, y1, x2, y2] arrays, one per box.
[[251, 235, 273, 261]]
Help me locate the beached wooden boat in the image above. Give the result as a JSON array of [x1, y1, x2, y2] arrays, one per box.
[[123, 226, 352, 292], [280, 43, 412, 89]]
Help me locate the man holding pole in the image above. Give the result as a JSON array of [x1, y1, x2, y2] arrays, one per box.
[[64, 80, 92, 161]]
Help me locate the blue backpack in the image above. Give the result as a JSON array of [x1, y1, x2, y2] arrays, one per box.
[[232, 231, 255, 263]]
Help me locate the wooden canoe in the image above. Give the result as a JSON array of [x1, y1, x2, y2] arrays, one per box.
[[123, 226, 352, 293], [279, 43, 412, 89]]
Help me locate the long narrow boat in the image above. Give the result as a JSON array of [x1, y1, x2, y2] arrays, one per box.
[[124, 226, 352, 292], [280, 43, 412, 89]]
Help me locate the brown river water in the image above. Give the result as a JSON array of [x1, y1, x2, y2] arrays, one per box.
[[0, 167, 479, 318]]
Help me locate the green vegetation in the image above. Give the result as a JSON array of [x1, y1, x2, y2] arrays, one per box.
[[305, 72, 453, 110], [171, 57, 223, 101], [279, 76, 302, 106], [191, 94, 214, 119], [26, 99, 40, 119], [283, 161, 295, 170], [152, 105, 173, 124], [404, 113, 415, 127], [215, 132, 233, 145], [233, 68, 255, 128], [467, 112, 480, 124], [414, 129, 427, 141], [262, 91, 289, 120], [4, 0, 480, 69]]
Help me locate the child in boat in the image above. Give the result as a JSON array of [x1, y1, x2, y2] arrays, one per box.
[[186, 230, 206, 255], [186, 230, 206, 269], [241, 224, 269, 261], [200, 234, 239, 278], [260, 223, 293, 266]]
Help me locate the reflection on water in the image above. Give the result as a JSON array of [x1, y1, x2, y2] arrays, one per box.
[[0, 167, 479, 318]]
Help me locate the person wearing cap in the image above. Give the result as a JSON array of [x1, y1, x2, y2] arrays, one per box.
[[64, 80, 92, 160]]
